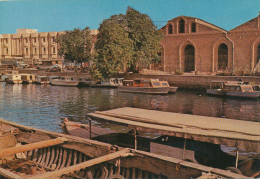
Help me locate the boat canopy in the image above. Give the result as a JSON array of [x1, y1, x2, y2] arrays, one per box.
[[88, 107, 260, 153]]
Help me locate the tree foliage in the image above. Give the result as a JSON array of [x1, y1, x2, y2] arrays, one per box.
[[91, 7, 163, 80], [56, 27, 92, 67]]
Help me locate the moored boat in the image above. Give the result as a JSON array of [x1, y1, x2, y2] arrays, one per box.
[[0, 119, 245, 179], [118, 78, 170, 94], [206, 81, 260, 99], [5, 72, 23, 84], [51, 76, 79, 87], [63, 107, 260, 177], [21, 74, 36, 84], [91, 78, 124, 88], [35, 76, 50, 85]]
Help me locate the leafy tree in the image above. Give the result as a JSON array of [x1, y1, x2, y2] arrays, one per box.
[[56, 27, 92, 69], [91, 15, 133, 80], [126, 7, 163, 71], [91, 7, 163, 80]]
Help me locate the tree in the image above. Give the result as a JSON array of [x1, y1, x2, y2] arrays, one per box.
[[91, 7, 163, 80], [126, 7, 163, 71], [56, 27, 92, 69]]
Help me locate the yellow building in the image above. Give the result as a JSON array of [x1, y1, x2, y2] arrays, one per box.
[[0, 29, 64, 66]]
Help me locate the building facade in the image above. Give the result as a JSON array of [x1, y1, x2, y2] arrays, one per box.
[[0, 29, 98, 67], [160, 14, 260, 74]]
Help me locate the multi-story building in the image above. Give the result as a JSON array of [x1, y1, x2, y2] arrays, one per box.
[[160, 13, 260, 74], [0, 29, 98, 67]]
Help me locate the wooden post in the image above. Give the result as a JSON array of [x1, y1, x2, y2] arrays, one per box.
[[0, 137, 68, 157], [182, 134, 187, 160], [88, 117, 92, 139], [235, 149, 239, 169], [134, 128, 137, 150]]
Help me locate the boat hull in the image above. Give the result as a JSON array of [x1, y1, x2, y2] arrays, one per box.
[[51, 80, 79, 87], [118, 86, 169, 94], [225, 91, 260, 99]]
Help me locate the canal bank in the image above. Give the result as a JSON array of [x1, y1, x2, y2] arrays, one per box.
[[2, 68, 260, 89]]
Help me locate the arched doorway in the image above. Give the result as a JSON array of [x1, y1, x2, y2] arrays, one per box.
[[218, 43, 228, 70], [184, 45, 195, 72], [257, 44, 260, 65]]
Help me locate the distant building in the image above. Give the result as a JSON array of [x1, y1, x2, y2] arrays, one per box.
[[160, 14, 260, 74], [0, 28, 98, 67]]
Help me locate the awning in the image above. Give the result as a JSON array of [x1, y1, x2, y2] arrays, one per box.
[[88, 107, 260, 153]]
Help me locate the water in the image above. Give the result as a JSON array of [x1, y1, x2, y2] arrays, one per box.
[[0, 83, 259, 134]]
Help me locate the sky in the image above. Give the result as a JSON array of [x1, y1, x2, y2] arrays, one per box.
[[0, 0, 259, 34]]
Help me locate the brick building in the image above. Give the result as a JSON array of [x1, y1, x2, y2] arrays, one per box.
[[160, 14, 260, 74]]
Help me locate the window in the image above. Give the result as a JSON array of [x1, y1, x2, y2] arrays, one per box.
[[43, 47, 46, 54], [53, 47, 56, 53], [52, 37, 56, 43], [43, 38, 45, 42], [5, 39, 8, 44], [34, 38, 37, 43], [34, 48, 37, 54], [168, 24, 173, 34], [191, 23, 196, 33], [6, 48, 8, 54], [179, 19, 185, 33], [26, 48, 28, 54], [24, 38, 28, 43]]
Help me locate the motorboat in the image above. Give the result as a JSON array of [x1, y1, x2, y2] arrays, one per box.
[[118, 78, 170, 94], [51, 77, 79, 87]]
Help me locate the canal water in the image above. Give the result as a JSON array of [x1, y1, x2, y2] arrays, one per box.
[[0, 82, 259, 134]]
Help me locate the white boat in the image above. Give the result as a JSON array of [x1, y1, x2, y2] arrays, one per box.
[[206, 81, 260, 99], [91, 78, 124, 88], [51, 76, 79, 87], [5, 71, 23, 84], [78, 77, 92, 86], [118, 78, 170, 94]]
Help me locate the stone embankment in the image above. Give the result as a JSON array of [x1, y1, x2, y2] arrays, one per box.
[[1, 68, 260, 89]]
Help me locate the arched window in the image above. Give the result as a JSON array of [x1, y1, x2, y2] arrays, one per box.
[[168, 24, 173, 34], [179, 19, 185, 33], [218, 43, 228, 70], [191, 23, 196, 33]]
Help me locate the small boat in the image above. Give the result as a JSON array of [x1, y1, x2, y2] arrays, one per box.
[[118, 78, 170, 94], [5, 71, 23, 84], [21, 74, 36, 84], [91, 78, 124, 88], [206, 81, 260, 99], [0, 119, 245, 179], [51, 76, 79, 87], [169, 86, 178, 93], [63, 107, 260, 177], [35, 76, 50, 85]]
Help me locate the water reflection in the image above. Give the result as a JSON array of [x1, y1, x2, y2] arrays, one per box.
[[0, 83, 259, 133]]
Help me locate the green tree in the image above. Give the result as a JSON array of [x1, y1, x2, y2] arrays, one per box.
[[56, 27, 92, 69], [91, 15, 133, 80], [91, 7, 163, 80], [126, 7, 163, 71]]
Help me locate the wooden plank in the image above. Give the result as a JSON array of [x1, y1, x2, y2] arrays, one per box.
[[0, 167, 23, 179], [0, 137, 68, 157], [28, 148, 131, 179]]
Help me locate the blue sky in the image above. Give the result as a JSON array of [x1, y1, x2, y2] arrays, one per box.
[[0, 0, 259, 34]]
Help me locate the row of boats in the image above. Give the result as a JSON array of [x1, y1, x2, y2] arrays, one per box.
[[0, 107, 259, 178], [1, 71, 260, 98]]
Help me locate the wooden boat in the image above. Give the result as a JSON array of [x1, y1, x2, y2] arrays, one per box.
[[118, 78, 170, 94], [91, 78, 124, 88], [51, 77, 79, 87], [63, 107, 260, 177], [0, 119, 245, 179]]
